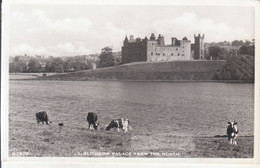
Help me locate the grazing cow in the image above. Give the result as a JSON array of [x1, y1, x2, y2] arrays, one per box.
[[36, 111, 52, 125], [87, 112, 99, 130], [227, 121, 239, 145], [106, 118, 132, 132]]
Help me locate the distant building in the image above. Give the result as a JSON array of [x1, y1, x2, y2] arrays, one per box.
[[122, 33, 205, 64]]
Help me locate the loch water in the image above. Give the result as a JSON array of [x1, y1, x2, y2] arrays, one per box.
[[9, 80, 254, 137]]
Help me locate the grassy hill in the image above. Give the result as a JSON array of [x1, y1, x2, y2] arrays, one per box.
[[37, 60, 226, 81]]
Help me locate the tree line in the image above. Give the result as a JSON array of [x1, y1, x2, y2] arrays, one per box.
[[205, 39, 254, 47], [9, 56, 95, 73], [9, 47, 122, 73], [206, 44, 254, 60]]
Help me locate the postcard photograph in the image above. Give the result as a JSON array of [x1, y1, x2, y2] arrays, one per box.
[[2, 0, 259, 167]]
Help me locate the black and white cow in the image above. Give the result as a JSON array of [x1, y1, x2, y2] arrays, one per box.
[[106, 118, 132, 132], [36, 111, 52, 125], [227, 121, 239, 145], [87, 112, 99, 130]]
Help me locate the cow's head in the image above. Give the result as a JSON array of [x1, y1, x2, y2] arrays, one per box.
[[106, 120, 117, 131], [93, 123, 99, 130], [228, 121, 237, 131]]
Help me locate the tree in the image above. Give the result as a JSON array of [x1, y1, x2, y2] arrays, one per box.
[[239, 45, 255, 56], [213, 54, 254, 81], [208, 46, 229, 60], [63, 57, 74, 72], [99, 47, 115, 68], [209, 46, 221, 60], [204, 49, 210, 60], [44, 60, 53, 72], [50, 58, 64, 73], [9, 57, 28, 73], [231, 40, 244, 46], [27, 59, 42, 72], [244, 40, 252, 46], [73, 56, 88, 71], [9, 62, 27, 73]]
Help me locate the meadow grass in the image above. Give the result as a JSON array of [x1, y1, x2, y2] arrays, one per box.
[[9, 120, 253, 158]]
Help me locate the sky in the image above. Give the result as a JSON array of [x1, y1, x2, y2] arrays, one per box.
[[9, 4, 255, 57]]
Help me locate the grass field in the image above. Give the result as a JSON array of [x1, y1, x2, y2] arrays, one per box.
[[36, 60, 227, 81], [9, 121, 253, 158]]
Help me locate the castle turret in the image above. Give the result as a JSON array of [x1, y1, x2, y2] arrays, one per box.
[[157, 34, 165, 46], [171, 37, 176, 45], [123, 36, 129, 46], [194, 34, 205, 59], [150, 33, 156, 40], [129, 35, 134, 42], [171, 37, 180, 46], [182, 36, 188, 41]]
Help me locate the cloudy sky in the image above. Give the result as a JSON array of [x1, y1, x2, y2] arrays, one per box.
[[10, 4, 255, 57]]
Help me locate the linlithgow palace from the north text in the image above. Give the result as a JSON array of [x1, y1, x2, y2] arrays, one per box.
[[122, 33, 205, 64]]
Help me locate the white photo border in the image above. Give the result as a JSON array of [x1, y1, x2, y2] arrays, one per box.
[[2, 0, 260, 167]]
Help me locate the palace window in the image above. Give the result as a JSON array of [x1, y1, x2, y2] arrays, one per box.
[[163, 53, 165, 56], [176, 48, 178, 51], [178, 53, 180, 56], [171, 53, 173, 56], [151, 52, 153, 55]]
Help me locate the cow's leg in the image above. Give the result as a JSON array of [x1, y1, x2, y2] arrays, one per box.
[[233, 134, 237, 145], [123, 127, 127, 132], [128, 125, 132, 130], [231, 137, 237, 145], [229, 137, 232, 144]]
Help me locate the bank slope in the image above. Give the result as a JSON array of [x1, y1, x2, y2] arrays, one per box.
[[38, 60, 226, 81]]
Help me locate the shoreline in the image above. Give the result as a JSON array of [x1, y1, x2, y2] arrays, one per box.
[[9, 77, 254, 83]]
